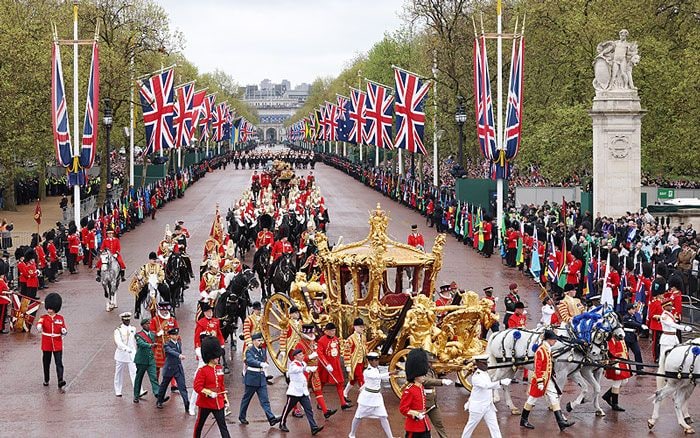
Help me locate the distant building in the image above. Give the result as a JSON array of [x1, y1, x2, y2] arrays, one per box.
[[242, 79, 310, 142]]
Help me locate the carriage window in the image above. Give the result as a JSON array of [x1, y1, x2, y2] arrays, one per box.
[[357, 268, 369, 301], [340, 267, 353, 304]]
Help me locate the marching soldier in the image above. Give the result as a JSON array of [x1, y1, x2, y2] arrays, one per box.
[[461, 354, 510, 438], [96, 229, 126, 282], [602, 335, 632, 412], [156, 327, 190, 413], [278, 305, 301, 367], [133, 318, 160, 404], [557, 284, 585, 323], [317, 322, 350, 410], [114, 312, 144, 398], [150, 302, 179, 379], [503, 283, 521, 327], [242, 301, 264, 356], [36, 293, 67, 390], [349, 351, 395, 438], [238, 332, 281, 426], [520, 330, 574, 431], [343, 318, 368, 402], [293, 324, 337, 419], [423, 353, 454, 438], [278, 348, 324, 435], [400, 348, 431, 438], [193, 336, 230, 437]]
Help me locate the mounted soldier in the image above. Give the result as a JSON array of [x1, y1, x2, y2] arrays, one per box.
[[96, 228, 126, 283]]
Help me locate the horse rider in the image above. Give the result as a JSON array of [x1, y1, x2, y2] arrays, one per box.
[[96, 228, 126, 282], [269, 231, 294, 280], [256, 215, 275, 250], [157, 225, 173, 261], [199, 259, 225, 306], [298, 222, 316, 255], [503, 283, 522, 328], [220, 242, 242, 275]]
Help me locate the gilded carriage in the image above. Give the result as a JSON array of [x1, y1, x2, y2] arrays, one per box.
[[261, 204, 497, 397]]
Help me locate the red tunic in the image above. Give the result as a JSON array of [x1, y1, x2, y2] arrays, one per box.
[[507, 313, 527, 329], [528, 343, 553, 398], [607, 270, 620, 299], [399, 383, 431, 433], [35, 245, 47, 269], [407, 233, 425, 249], [150, 315, 179, 368], [605, 338, 631, 380], [507, 230, 519, 249], [255, 230, 274, 249], [194, 364, 226, 410], [483, 221, 492, 241], [566, 259, 583, 285], [37, 313, 67, 351], [194, 317, 225, 348], [316, 334, 344, 384], [647, 296, 663, 331], [271, 239, 293, 261], [47, 242, 58, 263], [17, 260, 27, 285], [25, 261, 39, 288]]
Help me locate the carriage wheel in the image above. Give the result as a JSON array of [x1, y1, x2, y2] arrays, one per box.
[[389, 348, 411, 399], [262, 293, 293, 374], [456, 366, 474, 392]]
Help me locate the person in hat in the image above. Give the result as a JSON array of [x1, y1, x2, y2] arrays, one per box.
[[242, 301, 264, 357], [23, 249, 39, 299], [113, 312, 142, 398], [317, 321, 350, 409], [343, 318, 368, 402], [298, 222, 316, 255], [647, 277, 666, 362], [193, 336, 230, 437], [0, 274, 11, 334], [407, 224, 425, 251], [134, 318, 160, 404], [238, 332, 281, 426], [194, 300, 228, 372], [137, 251, 167, 294], [602, 331, 633, 412], [435, 285, 453, 308], [539, 297, 558, 328], [150, 302, 179, 379], [293, 323, 337, 419], [507, 302, 527, 329], [655, 299, 692, 390], [279, 348, 324, 435], [461, 354, 511, 438], [278, 305, 301, 367], [503, 283, 521, 328], [520, 330, 574, 431], [399, 348, 431, 437], [36, 293, 67, 390], [482, 287, 500, 334], [157, 226, 173, 260], [66, 225, 81, 274], [349, 351, 395, 438], [156, 327, 190, 412], [557, 284, 584, 323], [199, 259, 225, 303], [95, 228, 126, 282], [421, 352, 454, 438], [256, 214, 275, 249], [621, 302, 646, 373]]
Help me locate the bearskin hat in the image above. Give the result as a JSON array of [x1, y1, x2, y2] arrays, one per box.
[[24, 248, 36, 261], [44, 293, 62, 312], [201, 335, 222, 363], [652, 278, 667, 296], [571, 245, 585, 261], [625, 256, 635, 272], [668, 273, 684, 292], [642, 262, 653, 278], [656, 263, 669, 279], [80, 217, 89, 228], [608, 253, 620, 272], [405, 348, 430, 382], [87, 219, 95, 230], [259, 214, 273, 230]]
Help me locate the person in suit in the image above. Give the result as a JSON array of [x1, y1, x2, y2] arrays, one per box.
[[238, 332, 281, 426], [156, 328, 190, 412], [133, 318, 161, 404]]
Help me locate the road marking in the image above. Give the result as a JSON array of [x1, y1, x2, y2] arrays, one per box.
[[64, 338, 109, 392]]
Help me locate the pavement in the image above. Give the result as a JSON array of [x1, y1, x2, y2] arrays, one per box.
[[0, 162, 695, 437]]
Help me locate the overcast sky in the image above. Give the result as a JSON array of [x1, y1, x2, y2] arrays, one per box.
[[155, 0, 408, 88]]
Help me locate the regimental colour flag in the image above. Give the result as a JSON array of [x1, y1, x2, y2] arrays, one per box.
[[138, 69, 175, 154], [51, 39, 72, 168], [10, 293, 41, 333], [364, 81, 394, 150], [173, 82, 195, 148], [393, 67, 431, 155], [79, 40, 99, 169], [347, 88, 367, 145]]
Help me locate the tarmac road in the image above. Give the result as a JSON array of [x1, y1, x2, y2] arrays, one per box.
[[0, 161, 695, 437]]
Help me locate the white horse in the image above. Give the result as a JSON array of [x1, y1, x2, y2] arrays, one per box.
[[99, 249, 121, 312], [649, 338, 700, 434], [487, 307, 625, 416]]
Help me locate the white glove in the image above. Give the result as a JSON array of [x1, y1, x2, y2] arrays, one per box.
[[37, 325, 43, 333], [60, 328, 67, 335], [346, 366, 351, 373], [308, 352, 318, 360], [416, 413, 425, 420], [441, 379, 453, 386], [641, 324, 649, 331], [261, 362, 269, 368], [685, 325, 693, 332], [277, 350, 286, 360], [494, 297, 499, 302], [463, 401, 469, 411], [500, 378, 512, 386], [195, 347, 201, 360], [326, 364, 334, 373], [306, 366, 317, 373], [537, 383, 544, 391], [523, 310, 528, 315], [157, 330, 164, 336], [208, 391, 217, 398]]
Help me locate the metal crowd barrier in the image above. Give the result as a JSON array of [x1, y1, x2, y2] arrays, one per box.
[[682, 294, 700, 325]]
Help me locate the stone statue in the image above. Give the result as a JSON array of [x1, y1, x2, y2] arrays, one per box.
[[593, 29, 640, 92]]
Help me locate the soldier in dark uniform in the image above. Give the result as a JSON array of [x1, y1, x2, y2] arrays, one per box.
[[156, 328, 190, 412], [423, 354, 454, 438], [133, 318, 161, 403], [622, 302, 646, 372], [504, 283, 521, 328], [238, 332, 281, 426]]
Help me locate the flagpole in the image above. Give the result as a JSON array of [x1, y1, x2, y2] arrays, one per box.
[[496, 0, 505, 250], [72, 0, 81, 229], [432, 50, 438, 187], [357, 70, 363, 162], [398, 149, 403, 175], [129, 51, 135, 187]]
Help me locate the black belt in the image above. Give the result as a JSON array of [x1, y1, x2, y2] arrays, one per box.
[[363, 387, 380, 394]]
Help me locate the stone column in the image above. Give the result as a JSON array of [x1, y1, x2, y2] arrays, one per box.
[[590, 90, 645, 218]]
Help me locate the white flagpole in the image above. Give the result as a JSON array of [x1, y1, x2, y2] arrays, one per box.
[[496, 0, 505, 250], [398, 149, 403, 175], [72, 0, 81, 229], [375, 145, 379, 167], [432, 50, 438, 187]]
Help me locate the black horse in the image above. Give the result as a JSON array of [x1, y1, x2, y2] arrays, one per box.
[[215, 267, 259, 358], [165, 252, 191, 308], [271, 252, 296, 294], [227, 214, 256, 261], [253, 245, 272, 301]]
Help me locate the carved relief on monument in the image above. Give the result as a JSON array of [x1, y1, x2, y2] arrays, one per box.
[[608, 135, 631, 159]]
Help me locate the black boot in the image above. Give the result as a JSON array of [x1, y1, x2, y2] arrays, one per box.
[[611, 393, 625, 411], [96, 271, 101, 282], [602, 388, 613, 407], [120, 270, 126, 282], [520, 408, 535, 429], [554, 410, 575, 431]]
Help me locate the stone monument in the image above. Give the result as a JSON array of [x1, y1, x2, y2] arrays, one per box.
[[590, 29, 645, 218]]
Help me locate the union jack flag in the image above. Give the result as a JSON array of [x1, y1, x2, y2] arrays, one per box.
[[173, 82, 195, 147], [501, 33, 525, 179], [189, 89, 206, 141], [212, 102, 227, 142], [393, 67, 431, 155], [364, 81, 394, 150], [325, 102, 338, 142], [199, 94, 215, 141], [10, 293, 41, 333], [474, 36, 497, 165], [347, 88, 367, 145], [51, 41, 72, 167], [79, 41, 99, 169], [138, 69, 175, 154], [308, 111, 317, 141]]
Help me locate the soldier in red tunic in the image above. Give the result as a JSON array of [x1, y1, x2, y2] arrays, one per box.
[[293, 324, 337, 419], [95, 229, 126, 282], [193, 336, 230, 437], [317, 322, 350, 409], [150, 302, 179, 379], [36, 293, 67, 390], [507, 302, 528, 329], [520, 330, 574, 431], [0, 274, 10, 334], [399, 348, 431, 438], [407, 224, 425, 251], [602, 337, 631, 412], [255, 215, 275, 249]]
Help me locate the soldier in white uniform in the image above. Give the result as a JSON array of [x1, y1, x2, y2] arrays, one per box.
[[461, 354, 511, 438], [656, 299, 692, 389], [113, 312, 143, 397], [349, 352, 395, 438]]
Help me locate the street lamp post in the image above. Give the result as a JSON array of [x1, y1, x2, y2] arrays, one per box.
[[103, 98, 113, 201], [454, 96, 467, 167]]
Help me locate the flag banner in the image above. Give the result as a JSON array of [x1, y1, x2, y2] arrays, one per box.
[[393, 67, 431, 155], [364, 81, 394, 149], [530, 237, 541, 278], [138, 69, 175, 154], [336, 95, 351, 142], [34, 200, 42, 225], [324, 102, 338, 142], [173, 82, 195, 148], [473, 36, 497, 172], [500, 33, 525, 179], [199, 94, 215, 141], [348, 88, 367, 145], [51, 41, 72, 167], [189, 89, 206, 141], [10, 293, 41, 333], [79, 41, 99, 169], [212, 102, 227, 142]]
